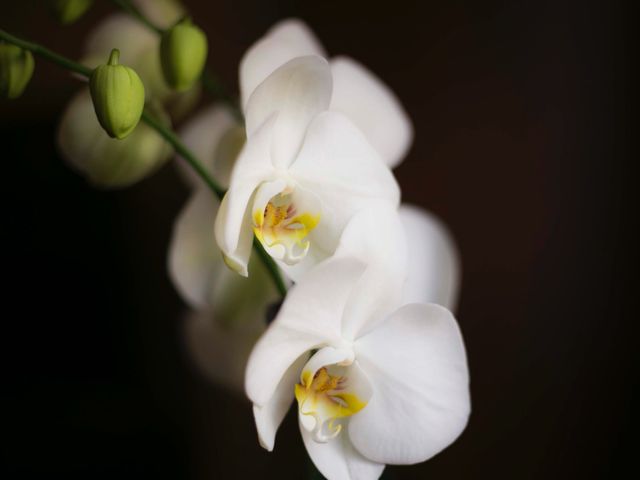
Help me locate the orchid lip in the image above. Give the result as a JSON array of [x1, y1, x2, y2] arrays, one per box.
[[294, 355, 369, 443], [252, 186, 320, 265]]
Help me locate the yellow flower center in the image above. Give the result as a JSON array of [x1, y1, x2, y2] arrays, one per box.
[[253, 192, 320, 265], [294, 367, 367, 442]]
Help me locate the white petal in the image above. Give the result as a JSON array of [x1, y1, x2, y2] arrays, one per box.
[[301, 422, 385, 480], [330, 57, 413, 168], [175, 104, 239, 189], [245, 56, 333, 169], [290, 111, 400, 255], [214, 115, 277, 273], [240, 18, 326, 107], [183, 309, 263, 395], [245, 257, 367, 406], [254, 354, 308, 451], [399, 204, 461, 311], [349, 304, 470, 465]]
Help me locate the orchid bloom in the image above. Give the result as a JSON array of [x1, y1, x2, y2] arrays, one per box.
[[215, 19, 412, 279], [245, 204, 468, 479], [170, 106, 458, 395], [245, 255, 469, 479]]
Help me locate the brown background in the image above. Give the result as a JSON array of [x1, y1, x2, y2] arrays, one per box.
[[1, 0, 634, 478]]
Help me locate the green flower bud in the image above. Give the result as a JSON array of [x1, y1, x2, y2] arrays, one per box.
[[50, 0, 94, 25], [0, 44, 35, 100], [90, 49, 145, 140], [160, 18, 208, 92]]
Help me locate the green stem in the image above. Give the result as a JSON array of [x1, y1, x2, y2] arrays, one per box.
[[252, 237, 288, 297], [108, 0, 164, 35], [0, 28, 91, 77], [140, 110, 225, 198], [0, 27, 287, 298]]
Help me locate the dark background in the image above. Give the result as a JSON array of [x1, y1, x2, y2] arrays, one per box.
[[1, 0, 635, 478]]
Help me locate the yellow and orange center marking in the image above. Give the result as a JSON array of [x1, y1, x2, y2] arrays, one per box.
[[253, 194, 320, 263], [294, 367, 367, 441]]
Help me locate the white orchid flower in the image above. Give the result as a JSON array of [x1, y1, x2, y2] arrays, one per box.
[[169, 105, 280, 392], [215, 20, 412, 279], [245, 259, 469, 479], [245, 204, 468, 479]]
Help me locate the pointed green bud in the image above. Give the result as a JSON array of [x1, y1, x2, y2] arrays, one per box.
[[0, 44, 35, 100], [51, 0, 94, 25], [160, 18, 208, 92], [90, 49, 145, 140]]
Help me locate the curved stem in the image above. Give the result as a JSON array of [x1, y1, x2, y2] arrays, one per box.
[[140, 110, 225, 198], [108, 0, 164, 35], [0, 28, 91, 77], [252, 238, 288, 297], [0, 27, 287, 298]]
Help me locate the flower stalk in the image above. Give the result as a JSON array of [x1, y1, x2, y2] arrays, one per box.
[[108, 0, 164, 35], [0, 27, 287, 298]]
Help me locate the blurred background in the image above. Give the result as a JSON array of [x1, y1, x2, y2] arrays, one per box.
[[1, 0, 634, 478]]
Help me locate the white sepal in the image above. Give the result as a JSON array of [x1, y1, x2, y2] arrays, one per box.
[[330, 56, 413, 169]]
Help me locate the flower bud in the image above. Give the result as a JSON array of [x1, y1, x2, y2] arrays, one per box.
[[160, 18, 208, 92], [90, 49, 145, 139], [50, 0, 94, 25], [0, 44, 35, 100]]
